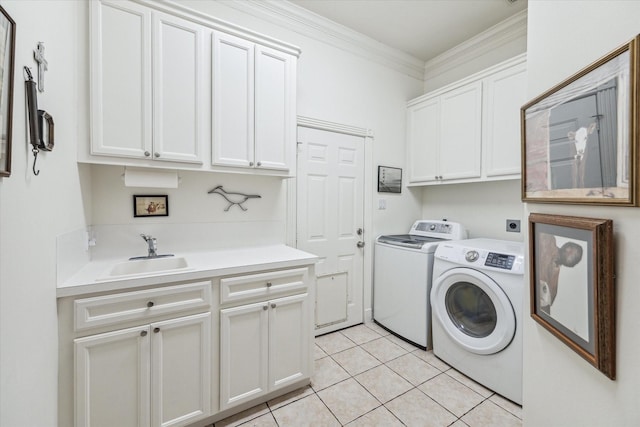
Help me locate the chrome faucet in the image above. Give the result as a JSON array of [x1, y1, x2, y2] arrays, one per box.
[[140, 234, 158, 257], [129, 234, 174, 260]]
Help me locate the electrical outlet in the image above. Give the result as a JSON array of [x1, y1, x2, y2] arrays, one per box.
[[506, 219, 521, 233]]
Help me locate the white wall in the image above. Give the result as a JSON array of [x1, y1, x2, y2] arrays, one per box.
[[422, 180, 523, 241], [523, 2, 640, 425], [0, 1, 88, 426]]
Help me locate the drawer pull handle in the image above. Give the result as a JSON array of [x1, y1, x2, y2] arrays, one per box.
[[153, 327, 160, 333], [271, 303, 276, 309], [266, 282, 272, 288], [140, 330, 148, 337], [147, 301, 154, 308], [263, 305, 268, 311]]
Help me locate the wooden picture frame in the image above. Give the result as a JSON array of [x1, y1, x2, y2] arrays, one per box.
[[133, 195, 169, 217], [378, 166, 402, 193], [521, 34, 640, 205], [529, 213, 615, 379], [0, 6, 15, 177]]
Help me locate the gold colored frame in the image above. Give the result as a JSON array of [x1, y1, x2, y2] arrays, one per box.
[[521, 35, 640, 205], [529, 213, 615, 379]]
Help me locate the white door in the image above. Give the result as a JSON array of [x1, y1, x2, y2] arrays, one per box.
[[151, 313, 211, 427], [254, 45, 294, 171], [75, 326, 151, 427], [483, 61, 527, 177], [268, 293, 310, 390], [297, 126, 365, 335], [90, 0, 152, 159], [219, 301, 269, 410], [439, 81, 483, 180], [407, 97, 439, 183], [152, 11, 204, 163], [212, 32, 255, 168]]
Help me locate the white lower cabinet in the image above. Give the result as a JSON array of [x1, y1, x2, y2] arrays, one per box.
[[74, 312, 211, 427], [220, 293, 310, 410]]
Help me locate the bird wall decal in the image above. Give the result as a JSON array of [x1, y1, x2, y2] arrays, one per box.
[[207, 185, 261, 211]]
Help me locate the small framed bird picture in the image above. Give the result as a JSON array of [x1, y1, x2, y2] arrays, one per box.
[[133, 195, 169, 217]]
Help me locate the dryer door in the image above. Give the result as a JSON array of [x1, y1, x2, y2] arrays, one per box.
[[431, 267, 515, 355]]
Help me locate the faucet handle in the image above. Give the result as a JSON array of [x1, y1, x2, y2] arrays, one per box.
[[140, 233, 151, 242]]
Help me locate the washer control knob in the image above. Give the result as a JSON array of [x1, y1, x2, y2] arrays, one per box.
[[429, 224, 436, 231], [465, 250, 479, 262]]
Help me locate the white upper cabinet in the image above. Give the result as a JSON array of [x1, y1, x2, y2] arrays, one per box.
[[86, 0, 300, 175], [482, 60, 527, 178], [212, 32, 255, 168], [90, 0, 152, 159], [212, 34, 296, 172], [90, 1, 204, 164], [152, 11, 204, 163], [438, 81, 483, 181], [407, 54, 527, 185]]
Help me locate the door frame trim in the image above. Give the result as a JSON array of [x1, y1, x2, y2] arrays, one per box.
[[288, 116, 375, 323]]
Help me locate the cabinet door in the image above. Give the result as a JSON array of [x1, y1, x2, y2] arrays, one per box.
[[407, 97, 440, 183], [90, 0, 152, 159], [268, 293, 310, 390], [220, 301, 269, 410], [483, 61, 527, 178], [152, 11, 204, 163], [151, 313, 211, 427], [254, 45, 295, 171], [212, 32, 255, 168], [439, 81, 483, 180], [75, 326, 151, 427]]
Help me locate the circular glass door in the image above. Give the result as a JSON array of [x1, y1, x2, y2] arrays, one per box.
[[432, 268, 515, 355]]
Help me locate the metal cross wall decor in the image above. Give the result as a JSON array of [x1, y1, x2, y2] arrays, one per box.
[[34, 42, 47, 92]]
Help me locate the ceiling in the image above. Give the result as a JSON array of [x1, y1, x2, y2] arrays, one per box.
[[288, 0, 528, 62]]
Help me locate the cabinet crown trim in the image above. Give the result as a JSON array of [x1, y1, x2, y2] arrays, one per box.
[[134, 0, 302, 57], [408, 53, 526, 106]]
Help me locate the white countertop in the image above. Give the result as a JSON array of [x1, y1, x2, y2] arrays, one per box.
[[58, 244, 318, 298]]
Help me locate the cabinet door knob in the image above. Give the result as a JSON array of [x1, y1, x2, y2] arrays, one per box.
[[257, 161, 261, 167], [266, 282, 272, 288], [271, 303, 276, 309], [147, 301, 154, 308], [144, 151, 151, 157], [140, 330, 148, 337], [153, 327, 160, 333], [154, 152, 160, 158], [249, 161, 254, 166], [263, 305, 268, 311]]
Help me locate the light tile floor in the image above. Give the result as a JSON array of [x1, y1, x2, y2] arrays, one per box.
[[213, 322, 522, 427]]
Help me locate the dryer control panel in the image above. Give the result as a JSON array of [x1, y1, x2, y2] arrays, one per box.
[[485, 252, 516, 270]]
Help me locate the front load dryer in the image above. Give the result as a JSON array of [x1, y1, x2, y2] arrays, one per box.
[[431, 238, 525, 404]]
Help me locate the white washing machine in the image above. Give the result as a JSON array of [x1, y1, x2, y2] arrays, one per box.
[[431, 238, 525, 404], [373, 220, 466, 349]]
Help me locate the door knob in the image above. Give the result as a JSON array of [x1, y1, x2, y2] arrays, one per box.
[[357, 241, 365, 248], [357, 228, 363, 236]]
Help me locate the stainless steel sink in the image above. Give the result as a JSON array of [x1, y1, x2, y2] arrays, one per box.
[[99, 256, 192, 280]]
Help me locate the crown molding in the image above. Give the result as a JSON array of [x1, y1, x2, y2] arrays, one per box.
[[423, 9, 528, 80], [221, 0, 426, 80]]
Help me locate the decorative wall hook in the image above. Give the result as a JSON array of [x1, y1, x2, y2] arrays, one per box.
[[207, 185, 261, 211]]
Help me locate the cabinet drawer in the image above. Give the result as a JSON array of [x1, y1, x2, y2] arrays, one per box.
[[74, 281, 211, 331], [220, 268, 308, 305]]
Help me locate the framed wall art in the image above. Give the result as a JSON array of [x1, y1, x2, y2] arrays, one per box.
[[378, 166, 402, 193], [521, 34, 640, 205], [0, 6, 15, 177], [133, 195, 168, 217], [529, 213, 615, 379]]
